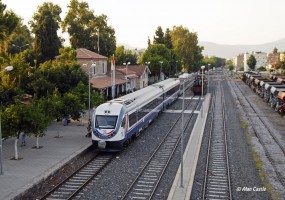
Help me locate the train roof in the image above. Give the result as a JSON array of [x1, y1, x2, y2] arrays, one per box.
[[270, 86, 285, 94], [264, 83, 284, 90], [109, 78, 180, 113]]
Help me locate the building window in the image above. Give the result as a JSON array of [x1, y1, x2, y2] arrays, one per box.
[[103, 62, 105, 73], [93, 65, 96, 75]]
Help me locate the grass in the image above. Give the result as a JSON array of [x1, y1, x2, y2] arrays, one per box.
[[239, 116, 281, 200]]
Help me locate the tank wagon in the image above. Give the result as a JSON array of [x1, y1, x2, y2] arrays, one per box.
[[191, 74, 207, 95], [270, 74, 285, 81], [260, 82, 283, 99], [264, 84, 285, 102], [252, 77, 271, 94], [242, 71, 259, 84], [242, 72, 285, 117], [91, 78, 181, 151], [269, 86, 285, 109], [275, 91, 285, 115]]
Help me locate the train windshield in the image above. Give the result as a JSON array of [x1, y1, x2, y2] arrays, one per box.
[[95, 115, 117, 129]]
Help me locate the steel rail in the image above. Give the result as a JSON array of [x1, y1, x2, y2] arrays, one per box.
[[228, 77, 285, 187], [120, 94, 201, 200]]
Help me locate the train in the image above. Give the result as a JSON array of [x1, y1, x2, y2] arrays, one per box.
[[191, 73, 207, 95], [91, 78, 192, 151], [242, 72, 285, 117]]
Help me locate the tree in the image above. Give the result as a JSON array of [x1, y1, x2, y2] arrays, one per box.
[[164, 28, 172, 49], [71, 81, 104, 109], [153, 26, 164, 44], [247, 55, 257, 70], [0, 0, 19, 55], [1, 101, 49, 158], [171, 26, 204, 72], [273, 47, 278, 54], [115, 46, 138, 65], [8, 20, 32, 55], [30, 2, 62, 63], [140, 44, 172, 81], [62, 0, 116, 57]]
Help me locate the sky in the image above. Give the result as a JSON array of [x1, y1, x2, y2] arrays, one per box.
[[3, 0, 285, 49]]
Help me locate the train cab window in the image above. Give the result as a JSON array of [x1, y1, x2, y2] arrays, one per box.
[[95, 115, 117, 129]]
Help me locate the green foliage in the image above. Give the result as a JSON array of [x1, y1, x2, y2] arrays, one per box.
[[203, 56, 225, 68], [27, 60, 87, 98], [30, 2, 62, 63], [0, 0, 20, 55], [153, 26, 164, 44], [226, 59, 234, 67], [228, 65, 234, 71], [71, 81, 104, 109], [258, 66, 267, 71], [164, 28, 172, 49], [1, 101, 49, 138], [171, 26, 204, 72], [62, 0, 116, 57], [115, 46, 138, 65], [141, 44, 172, 77], [247, 55, 257, 70], [8, 20, 32, 55]]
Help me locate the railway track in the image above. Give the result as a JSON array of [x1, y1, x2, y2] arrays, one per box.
[[202, 79, 232, 200], [228, 77, 285, 188], [120, 94, 201, 200], [40, 153, 116, 200]]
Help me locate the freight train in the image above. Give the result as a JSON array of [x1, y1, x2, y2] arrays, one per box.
[[91, 78, 192, 151], [242, 72, 285, 117], [191, 73, 207, 95]]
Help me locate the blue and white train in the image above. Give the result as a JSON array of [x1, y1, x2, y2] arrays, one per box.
[[91, 78, 181, 151]]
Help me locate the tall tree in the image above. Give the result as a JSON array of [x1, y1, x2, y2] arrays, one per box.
[[141, 44, 172, 80], [164, 28, 172, 49], [0, 0, 19, 55], [115, 45, 138, 65], [8, 20, 32, 54], [171, 26, 204, 72], [62, 0, 116, 57], [247, 55, 257, 70], [153, 26, 164, 44], [30, 2, 62, 63]]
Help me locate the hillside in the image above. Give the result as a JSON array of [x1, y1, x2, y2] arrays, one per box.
[[199, 38, 285, 59]]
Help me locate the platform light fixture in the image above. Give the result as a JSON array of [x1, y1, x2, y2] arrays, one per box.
[[201, 65, 205, 118]]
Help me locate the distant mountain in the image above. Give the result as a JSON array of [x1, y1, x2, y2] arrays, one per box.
[[199, 38, 285, 59]]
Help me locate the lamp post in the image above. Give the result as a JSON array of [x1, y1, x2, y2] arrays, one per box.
[[0, 66, 14, 175], [175, 61, 178, 77], [180, 79, 185, 187], [12, 44, 29, 52], [159, 61, 163, 81], [201, 65, 205, 118], [123, 62, 130, 94], [145, 62, 150, 86], [89, 63, 96, 121], [207, 64, 210, 92]]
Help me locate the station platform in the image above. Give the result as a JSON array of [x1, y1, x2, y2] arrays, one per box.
[[168, 94, 211, 200], [0, 116, 91, 200]]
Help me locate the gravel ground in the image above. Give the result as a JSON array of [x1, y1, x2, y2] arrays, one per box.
[[191, 72, 271, 200], [76, 87, 199, 200], [228, 78, 285, 199]]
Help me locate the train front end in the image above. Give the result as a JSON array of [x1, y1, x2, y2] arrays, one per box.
[[92, 102, 126, 151]]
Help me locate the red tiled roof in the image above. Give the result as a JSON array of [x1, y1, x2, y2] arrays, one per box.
[[90, 76, 126, 89], [116, 65, 149, 76], [77, 48, 107, 60]]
